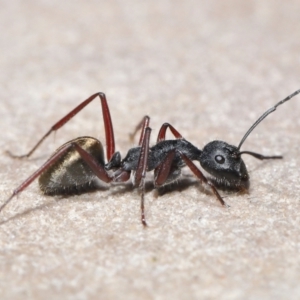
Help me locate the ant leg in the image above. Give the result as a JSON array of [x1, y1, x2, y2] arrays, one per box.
[[154, 150, 176, 186], [134, 127, 152, 227], [1, 142, 112, 214], [157, 123, 183, 142], [7, 92, 115, 161], [129, 115, 150, 146], [239, 151, 283, 160], [113, 169, 131, 183], [71, 143, 113, 182], [179, 152, 228, 207]]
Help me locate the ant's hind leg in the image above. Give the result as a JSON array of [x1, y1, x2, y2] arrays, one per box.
[[7, 92, 116, 161], [1, 140, 112, 214]]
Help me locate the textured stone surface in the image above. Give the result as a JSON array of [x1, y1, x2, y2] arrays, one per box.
[[1, 1, 300, 299]]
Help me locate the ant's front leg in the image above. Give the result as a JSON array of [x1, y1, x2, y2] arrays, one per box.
[[179, 152, 228, 207], [7, 92, 116, 161], [152, 149, 226, 207]]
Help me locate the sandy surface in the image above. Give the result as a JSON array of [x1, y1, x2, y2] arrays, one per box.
[[1, 1, 300, 299]]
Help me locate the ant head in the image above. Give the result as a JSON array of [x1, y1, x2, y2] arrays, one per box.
[[200, 140, 249, 186], [198, 89, 300, 187]]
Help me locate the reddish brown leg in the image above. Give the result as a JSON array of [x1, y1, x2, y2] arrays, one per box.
[[113, 169, 131, 183], [134, 127, 152, 227], [179, 152, 228, 207], [72, 143, 112, 182], [7, 93, 116, 161], [129, 115, 150, 146], [157, 123, 183, 143], [154, 150, 176, 186], [0, 142, 112, 214]]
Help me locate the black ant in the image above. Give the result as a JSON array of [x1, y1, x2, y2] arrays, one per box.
[[1, 90, 300, 226]]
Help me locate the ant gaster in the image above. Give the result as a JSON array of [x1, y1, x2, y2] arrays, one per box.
[[1, 90, 300, 226]]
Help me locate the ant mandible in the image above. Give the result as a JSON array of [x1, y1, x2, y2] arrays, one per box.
[[1, 90, 300, 226]]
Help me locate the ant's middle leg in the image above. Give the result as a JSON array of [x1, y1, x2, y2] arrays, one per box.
[[134, 127, 152, 227], [153, 149, 177, 186], [7, 92, 116, 161], [129, 115, 150, 146], [157, 123, 183, 142]]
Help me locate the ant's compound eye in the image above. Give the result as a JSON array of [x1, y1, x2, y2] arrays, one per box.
[[215, 155, 225, 164]]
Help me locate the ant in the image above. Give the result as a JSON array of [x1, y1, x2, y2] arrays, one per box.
[[1, 90, 300, 226]]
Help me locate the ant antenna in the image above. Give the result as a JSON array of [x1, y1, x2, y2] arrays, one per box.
[[237, 89, 300, 150]]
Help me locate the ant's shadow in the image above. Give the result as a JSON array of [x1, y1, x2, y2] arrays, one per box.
[[0, 201, 57, 225], [0, 175, 211, 225], [109, 174, 213, 197], [0, 186, 109, 225], [1, 169, 253, 225]]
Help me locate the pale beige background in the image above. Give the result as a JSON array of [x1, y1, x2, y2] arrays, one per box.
[[1, 1, 300, 299]]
